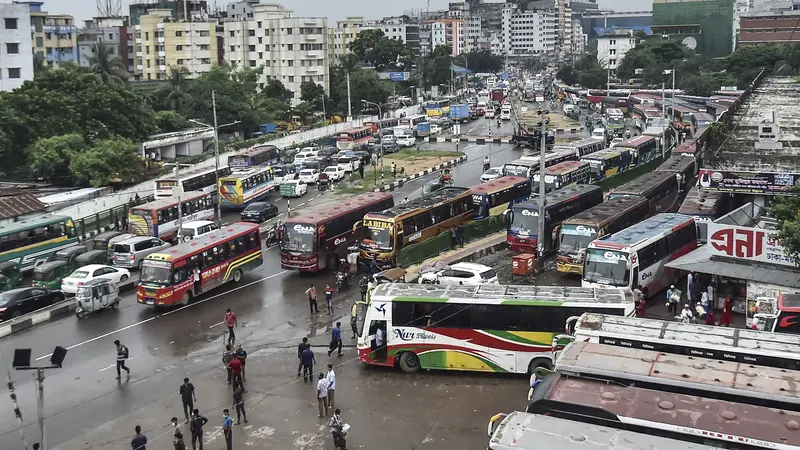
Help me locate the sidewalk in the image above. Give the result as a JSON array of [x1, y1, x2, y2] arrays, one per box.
[[404, 231, 507, 282]]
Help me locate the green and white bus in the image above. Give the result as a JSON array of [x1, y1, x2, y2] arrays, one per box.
[[357, 283, 634, 374], [0, 215, 79, 272]]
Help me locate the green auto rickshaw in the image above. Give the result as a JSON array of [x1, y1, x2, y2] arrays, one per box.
[[91, 231, 123, 251], [32, 260, 74, 289], [48, 245, 88, 265], [74, 249, 109, 267], [0, 261, 22, 292]]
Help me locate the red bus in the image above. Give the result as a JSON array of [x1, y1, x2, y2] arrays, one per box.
[[137, 222, 263, 307], [362, 118, 400, 134], [280, 192, 394, 272], [335, 126, 373, 151]]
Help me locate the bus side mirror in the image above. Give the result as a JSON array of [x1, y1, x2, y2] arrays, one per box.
[[502, 209, 513, 228], [352, 221, 363, 238]]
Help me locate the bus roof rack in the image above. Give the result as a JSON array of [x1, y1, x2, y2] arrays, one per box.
[[373, 187, 470, 217]]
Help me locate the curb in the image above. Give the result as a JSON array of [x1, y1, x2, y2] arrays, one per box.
[[423, 137, 513, 144], [554, 128, 583, 134], [373, 154, 468, 193], [0, 278, 138, 339], [405, 238, 509, 283]]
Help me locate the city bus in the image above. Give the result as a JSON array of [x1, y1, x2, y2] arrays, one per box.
[[654, 154, 696, 194], [631, 105, 660, 131], [137, 222, 263, 307], [470, 176, 531, 220], [218, 167, 276, 209], [424, 99, 451, 117], [501, 149, 577, 179], [357, 188, 473, 269], [527, 366, 800, 448], [227, 145, 280, 170], [280, 192, 394, 272], [128, 192, 214, 242], [608, 171, 683, 216], [0, 215, 79, 272], [555, 340, 800, 411], [555, 197, 649, 276], [154, 166, 232, 199], [678, 186, 731, 242], [363, 117, 400, 134], [673, 137, 705, 166], [582, 213, 698, 294], [397, 114, 428, 131], [357, 283, 634, 374], [552, 137, 605, 159], [487, 412, 724, 450], [580, 148, 632, 183], [506, 185, 603, 254], [335, 126, 373, 151], [612, 135, 660, 167], [532, 161, 591, 194], [604, 108, 625, 135]]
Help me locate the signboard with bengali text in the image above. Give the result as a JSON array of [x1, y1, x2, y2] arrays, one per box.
[[707, 223, 797, 268], [698, 169, 800, 195]]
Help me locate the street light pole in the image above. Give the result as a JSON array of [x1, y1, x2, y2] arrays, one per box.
[[12, 346, 67, 450], [362, 100, 383, 184], [212, 90, 222, 225], [536, 109, 549, 272]]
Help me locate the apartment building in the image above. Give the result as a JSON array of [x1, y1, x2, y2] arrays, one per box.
[[596, 28, 636, 74], [376, 17, 420, 54], [737, 0, 800, 47], [134, 9, 220, 81], [328, 16, 375, 62], [555, 0, 574, 61], [224, 3, 328, 105], [430, 18, 465, 56], [129, 0, 208, 26], [77, 17, 132, 73], [502, 7, 558, 56], [0, 2, 33, 91], [18, 1, 78, 67]]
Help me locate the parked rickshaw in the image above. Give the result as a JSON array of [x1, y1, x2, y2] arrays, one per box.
[[75, 278, 120, 319], [32, 261, 74, 289], [74, 249, 109, 267], [48, 245, 88, 265], [0, 261, 22, 292], [91, 231, 123, 251]]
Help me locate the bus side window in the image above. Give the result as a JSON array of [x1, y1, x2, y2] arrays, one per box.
[[174, 266, 187, 283], [203, 250, 214, 266], [246, 232, 258, 249]]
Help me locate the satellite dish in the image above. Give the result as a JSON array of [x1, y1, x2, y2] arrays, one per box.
[[682, 37, 697, 50]]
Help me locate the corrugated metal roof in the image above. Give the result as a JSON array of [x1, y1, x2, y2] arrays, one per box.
[[666, 245, 800, 289], [0, 194, 47, 220]]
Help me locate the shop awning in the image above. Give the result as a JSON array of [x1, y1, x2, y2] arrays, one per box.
[[666, 245, 800, 289]]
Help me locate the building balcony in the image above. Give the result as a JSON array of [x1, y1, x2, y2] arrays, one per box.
[[158, 51, 166, 57], [43, 25, 77, 35], [307, 67, 319, 72], [135, 38, 142, 44], [305, 35, 319, 41], [158, 65, 167, 71], [157, 37, 165, 43], [306, 51, 319, 57], [136, 51, 143, 57], [304, 18, 320, 26]]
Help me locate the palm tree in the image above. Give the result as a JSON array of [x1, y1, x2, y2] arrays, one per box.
[[88, 42, 127, 84], [338, 53, 361, 73], [164, 66, 191, 111], [32, 53, 48, 77], [291, 102, 314, 125]]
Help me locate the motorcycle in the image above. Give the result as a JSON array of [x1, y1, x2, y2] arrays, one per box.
[[483, 162, 490, 172], [265, 224, 280, 247], [336, 271, 350, 292]]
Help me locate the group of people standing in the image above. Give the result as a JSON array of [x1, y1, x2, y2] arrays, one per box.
[[662, 272, 734, 326]]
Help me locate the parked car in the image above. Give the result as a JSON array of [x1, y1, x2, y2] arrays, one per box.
[[61, 264, 131, 295], [0, 287, 65, 320], [240, 202, 279, 223], [300, 146, 320, 157], [430, 124, 442, 135], [323, 165, 346, 182], [480, 167, 503, 182], [279, 179, 308, 197], [179, 220, 219, 243], [418, 262, 499, 286], [298, 168, 320, 184], [396, 135, 416, 147], [112, 236, 171, 269], [609, 137, 624, 147]]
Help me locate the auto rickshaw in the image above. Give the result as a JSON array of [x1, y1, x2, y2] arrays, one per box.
[[75, 278, 120, 319], [32, 260, 74, 289], [0, 261, 22, 292], [48, 245, 88, 265], [74, 249, 109, 267], [373, 268, 407, 284], [91, 230, 123, 251]]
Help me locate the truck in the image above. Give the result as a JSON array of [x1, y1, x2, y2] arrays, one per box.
[[449, 103, 471, 123], [491, 88, 504, 104]]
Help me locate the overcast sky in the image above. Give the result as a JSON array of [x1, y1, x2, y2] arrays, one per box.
[[42, 0, 650, 25]]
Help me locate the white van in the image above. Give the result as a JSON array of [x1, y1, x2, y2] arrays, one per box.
[[591, 128, 606, 140], [500, 108, 512, 121], [293, 152, 313, 168], [179, 220, 219, 242]]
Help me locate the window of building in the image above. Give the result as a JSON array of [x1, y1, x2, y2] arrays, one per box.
[[177, 59, 184, 65], [229, 30, 235, 37], [176, 45, 183, 51], [288, 76, 294, 82], [249, 60, 256, 67], [259, 52, 263, 59], [8, 68, 20, 78], [199, 44, 209, 50], [36, 37, 43, 47], [6, 43, 19, 54], [230, 45, 235, 52], [199, 31, 210, 37], [609, 39, 616, 45], [609, 49, 616, 55], [318, 75, 324, 81], [248, 29, 255, 37], [258, 37, 262, 44], [287, 28, 293, 35], [146, 59, 151, 68], [145, 32, 149, 40], [287, 44, 293, 50], [257, 21, 262, 28], [248, 45, 256, 51], [200, 58, 211, 64], [288, 60, 293, 66]]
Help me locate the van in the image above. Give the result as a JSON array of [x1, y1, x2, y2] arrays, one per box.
[[591, 128, 606, 140], [500, 108, 512, 121], [293, 152, 313, 168], [179, 220, 218, 243], [112, 236, 171, 269]]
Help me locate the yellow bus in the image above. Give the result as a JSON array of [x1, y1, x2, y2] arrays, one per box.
[[356, 187, 474, 269], [218, 167, 276, 210]]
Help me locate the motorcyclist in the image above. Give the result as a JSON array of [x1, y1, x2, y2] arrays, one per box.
[[483, 156, 491, 172], [401, 196, 409, 205], [340, 258, 351, 280]]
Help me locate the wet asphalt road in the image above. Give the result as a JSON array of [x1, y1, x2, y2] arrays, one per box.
[[0, 118, 538, 450]]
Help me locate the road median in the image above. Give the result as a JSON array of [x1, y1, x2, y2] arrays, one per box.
[[403, 231, 508, 283]]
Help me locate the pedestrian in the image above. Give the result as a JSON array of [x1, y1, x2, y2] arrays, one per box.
[[233, 381, 247, 424], [179, 377, 197, 423], [189, 409, 208, 450], [131, 425, 147, 450], [171, 417, 186, 450], [306, 284, 319, 314], [705, 308, 717, 326], [358, 163, 364, 179], [720, 295, 734, 327], [301, 343, 315, 382], [224, 309, 237, 345], [701, 290, 710, 314], [450, 226, 458, 248], [227, 350, 244, 388], [297, 337, 309, 376], [114, 339, 130, 379], [222, 409, 233, 450], [350, 301, 359, 339], [391, 161, 397, 178], [222, 344, 235, 384], [326, 363, 337, 408], [666, 285, 679, 317], [456, 225, 464, 247], [325, 283, 335, 314], [329, 408, 347, 450], [680, 304, 694, 323], [328, 322, 343, 357], [234, 344, 248, 383], [316, 372, 329, 418], [359, 276, 368, 304], [687, 272, 695, 304], [636, 294, 647, 318], [376, 324, 386, 361]]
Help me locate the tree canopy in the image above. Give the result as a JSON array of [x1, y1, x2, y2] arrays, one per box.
[[348, 29, 414, 71]]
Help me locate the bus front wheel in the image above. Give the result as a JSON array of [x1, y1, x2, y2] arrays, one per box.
[[398, 352, 421, 373], [181, 291, 192, 306], [232, 269, 242, 283], [527, 357, 553, 375]]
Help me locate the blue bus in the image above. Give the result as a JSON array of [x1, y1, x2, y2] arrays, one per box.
[[581, 148, 633, 183], [470, 176, 532, 220], [228, 145, 280, 170]]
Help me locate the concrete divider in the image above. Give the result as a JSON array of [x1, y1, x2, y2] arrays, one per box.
[[404, 232, 508, 283], [373, 154, 468, 193]]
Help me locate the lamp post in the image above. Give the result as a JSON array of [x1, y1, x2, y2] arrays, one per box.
[[188, 94, 240, 226], [535, 109, 549, 272], [361, 99, 383, 185]]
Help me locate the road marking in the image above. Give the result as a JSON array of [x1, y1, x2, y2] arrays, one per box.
[[36, 270, 289, 361], [98, 357, 136, 372], [209, 321, 224, 328]]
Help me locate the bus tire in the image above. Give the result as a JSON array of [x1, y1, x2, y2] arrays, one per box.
[[527, 357, 552, 375], [398, 352, 421, 373], [181, 291, 192, 306], [232, 269, 243, 283]]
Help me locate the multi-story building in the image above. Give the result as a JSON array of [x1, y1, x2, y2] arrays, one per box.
[[77, 17, 132, 73], [133, 9, 220, 81], [224, 3, 328, 105], [596, 28, 636, 74], [572, 18, 586, 55], [328, 16, 375, 62], [651, 0, 735, 57], [464, 14, 482, 52], [0, 2, 33, 91], [555, 0, 574, 61], [507, 10, 557, 56], [376, 17, 420, 54], [429, 18, 465, 56], [19, 1, 78, 67], [226, 0, 260, 22], [738, 0, 800, 47], [129, 0, 208, 26], [580, 10, 653, 39]]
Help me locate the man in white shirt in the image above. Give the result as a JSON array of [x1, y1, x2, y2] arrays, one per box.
[[316, 373, 329, 418], [326, 364, 336, 409], [680, 304, 694, 323]]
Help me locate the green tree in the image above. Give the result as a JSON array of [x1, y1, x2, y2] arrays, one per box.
[[463, 51, 503, 73], [32, 54, 48, 78], [88, 43, 128, 84], [769, 188, 800, 264], [185, 64, 264, 137], [155, 110, 189, 133], [682, 73, 718, 97], [262, 79, 293, 104], [556, 65, 577, 85], [161, 66, 191, 111], [348, 29, 412, 70], [300, 81, 325, 111], [26, 133, 86, 185], [291, 102, 315, 124], [69, 137, 142, 187]]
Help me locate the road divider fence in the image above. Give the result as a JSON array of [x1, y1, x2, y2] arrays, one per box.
[[398, 215, 505, 267]]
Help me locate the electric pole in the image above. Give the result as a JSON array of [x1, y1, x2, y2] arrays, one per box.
[[536, 109, 549, 272]]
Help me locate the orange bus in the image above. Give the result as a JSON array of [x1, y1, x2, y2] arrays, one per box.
[[335, 126, 373, 151], [137, 222, 263, 307]]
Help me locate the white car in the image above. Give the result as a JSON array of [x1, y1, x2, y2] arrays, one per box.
[[397, 135, 416, 147], [298, 168, 320, 184], [485, 109, 496, 119], [418, 262, 499, 286], [610, 138, 624, 147], [323, 165, 345, 181], [480, 167, 503, 182], [281, 179, 308, 197], [301, 146, 320, 157], [61, 264, 131, 294], [179, 220, 219, 243], [293, 152, 313, 168], [337, 156, 361, 172], [381, 135, 397, 146], [430, 124, 442, 135], [500, 108, 512, 121]]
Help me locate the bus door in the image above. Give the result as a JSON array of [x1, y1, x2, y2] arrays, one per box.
[[368, 318, 388, 363]]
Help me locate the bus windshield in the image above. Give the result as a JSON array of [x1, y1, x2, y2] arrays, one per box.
[[364, 226, 393, 251], [583, 248, 629, 286], [281, 223, 316, 253], [140, 261, 172, 285], [559, 225, 597, 255], [510, 210, 538, 236]]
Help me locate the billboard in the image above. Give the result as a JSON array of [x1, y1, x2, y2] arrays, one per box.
[[698, 169, 800, 195], [707, 223, 797, 268]]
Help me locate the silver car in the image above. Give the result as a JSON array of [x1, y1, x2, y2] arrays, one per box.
[[112, 236, 171, 269]]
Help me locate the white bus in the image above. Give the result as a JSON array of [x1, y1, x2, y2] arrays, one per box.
[[397, 114, 427, 131], [488, 412, 726, 450], [604, 107, 625, 134], [155, 166, 232, 199], [357, 283, 634, 375], [555, 313, 800, 371], [582, 213, 698, 294]]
